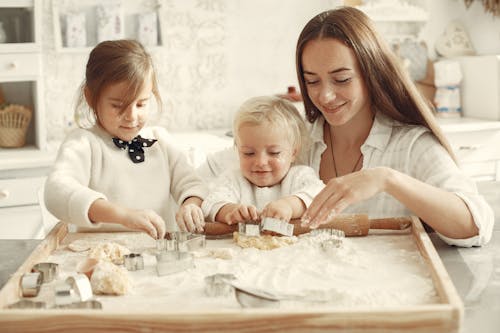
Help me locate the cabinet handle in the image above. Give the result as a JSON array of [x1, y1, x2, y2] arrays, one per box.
[[8, 62, 18, 70], [0, 189, 9, 200], [458, 145, 480, 150]]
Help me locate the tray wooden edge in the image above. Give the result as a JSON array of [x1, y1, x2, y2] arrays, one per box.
[[0, 217, 463, 333], [410, 216, 464, 330], [0, 222, 68, 307]]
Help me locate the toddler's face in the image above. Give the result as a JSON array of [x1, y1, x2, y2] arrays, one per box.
[[236, 123, 297, 187], [95, 79, 153, 141]]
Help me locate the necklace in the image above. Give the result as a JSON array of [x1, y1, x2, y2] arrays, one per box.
[[327, 125, 363, 178]]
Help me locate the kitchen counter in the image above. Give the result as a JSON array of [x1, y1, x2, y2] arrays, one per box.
[[1, 180, 498, 332]]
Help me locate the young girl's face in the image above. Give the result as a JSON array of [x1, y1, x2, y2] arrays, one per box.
[[94, 78, 153, 141], [236, 123, 297, 187]]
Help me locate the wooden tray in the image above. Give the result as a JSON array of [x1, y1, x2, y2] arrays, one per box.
[[0, 216, 463, 333]]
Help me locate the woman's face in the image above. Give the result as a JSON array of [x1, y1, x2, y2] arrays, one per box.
[[92, 78, 153, 141], [236, 123, 296, 188], [301, 38, 371, 126]]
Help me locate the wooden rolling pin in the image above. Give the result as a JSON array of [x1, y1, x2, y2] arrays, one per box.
[[203, 214, 412, 237]]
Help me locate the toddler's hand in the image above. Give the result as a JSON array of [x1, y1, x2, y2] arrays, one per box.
[[221, 203, 259, 225], [176, 203, 205, 233], [261, 199, 293, 222], [121, 209, 166, 239]]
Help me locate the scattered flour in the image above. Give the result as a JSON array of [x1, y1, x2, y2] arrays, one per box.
[[42, 230, 439, 311]]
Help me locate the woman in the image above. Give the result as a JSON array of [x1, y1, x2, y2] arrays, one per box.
[[198, 7, 493, 247], [296, 7, 492, 247]]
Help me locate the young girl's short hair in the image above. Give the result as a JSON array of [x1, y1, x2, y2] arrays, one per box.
[[233, 96, 308, 154], [75, 39, 162, 128]]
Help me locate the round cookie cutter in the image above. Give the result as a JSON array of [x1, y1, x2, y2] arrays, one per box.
[[204, 273, 236, 297], [31, 262, 59, 283], [20, 272, 43, 297], [66, 274, 93, 302]]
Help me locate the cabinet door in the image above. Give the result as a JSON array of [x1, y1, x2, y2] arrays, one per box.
[[0, 205, 44, 239], [0, 0, 41, 52], [0, 176, 45, 208]]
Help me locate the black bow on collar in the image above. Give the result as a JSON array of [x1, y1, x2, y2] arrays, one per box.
[[112, 135, 157, 163]]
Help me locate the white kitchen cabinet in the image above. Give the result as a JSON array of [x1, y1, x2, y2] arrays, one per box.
[[0, 0, 45, 156], [0, 167, 53, 239], [439, 117, 500, 181], [0, 1, 49, 239], [0, 205, 45, 239]]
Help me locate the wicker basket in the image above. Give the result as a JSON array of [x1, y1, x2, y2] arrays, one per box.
[[0, 104, 32, 148]]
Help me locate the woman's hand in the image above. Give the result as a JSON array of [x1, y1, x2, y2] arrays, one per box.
[[216, 203, 259, 225], [301, 167, 389, 228], [176, 197, 205, 233], [261, 199, 294, 222]]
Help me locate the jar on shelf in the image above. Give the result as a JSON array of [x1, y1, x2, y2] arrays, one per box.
[[0, 21, 7, 43]]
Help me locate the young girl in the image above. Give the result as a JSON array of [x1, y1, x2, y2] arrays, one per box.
[[201, 95, 325, 225], [44, 40, 207, 239]]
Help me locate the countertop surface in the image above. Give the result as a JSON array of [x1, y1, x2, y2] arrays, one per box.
[[1, 181, 499, 332]]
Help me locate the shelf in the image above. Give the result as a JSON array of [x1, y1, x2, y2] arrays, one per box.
[[0, 0, 34, 8], [0, 146, 56, 171], [52, 0, 163, 52], [438, 117, 500, 133], [0, 2, 40, 49]]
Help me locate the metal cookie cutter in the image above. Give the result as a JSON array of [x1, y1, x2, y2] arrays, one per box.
[[31, 262, 59, 283], [162, 232, 206, 252], [7, 299, 46, 309], [310, 228, 345, 238], [57, 300, 102, 309], [204, 273, 236, 297], [238, 221, 261, 237], [261, 217, 294, 236], [310, 228, 345, 252], [231, 283, 281, 309], [54, 281, 79, 306], [20, 272, 43, 297], [124, 253, 144, 271], [156, 251, 194, 276], [185, 234, 206, 251], [157, 238, 178, 252], [66, 274, 93, 302]]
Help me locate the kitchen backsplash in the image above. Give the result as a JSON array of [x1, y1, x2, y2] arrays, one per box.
[[40, 0, 341, 141], [39, 0, 499, 141]]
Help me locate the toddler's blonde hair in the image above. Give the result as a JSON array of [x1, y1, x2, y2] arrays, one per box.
[[233, 96, 308, 155]]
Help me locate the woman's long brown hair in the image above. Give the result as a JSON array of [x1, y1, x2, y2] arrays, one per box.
[[296, 7, 455, 160]]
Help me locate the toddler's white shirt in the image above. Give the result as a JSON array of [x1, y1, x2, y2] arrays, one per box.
[[201, 165, 325, 221]]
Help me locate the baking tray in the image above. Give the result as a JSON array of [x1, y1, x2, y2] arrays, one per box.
[[0, 216, 463, 333]]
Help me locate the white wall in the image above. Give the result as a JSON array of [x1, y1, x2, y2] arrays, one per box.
[[40, 0, 499, 141], [41, 0, 341, 140]]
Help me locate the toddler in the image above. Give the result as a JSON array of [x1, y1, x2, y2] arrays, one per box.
[[44, 40, 207, 238], [202, 95, 324, 224]]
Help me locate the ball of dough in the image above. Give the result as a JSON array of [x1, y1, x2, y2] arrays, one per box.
[[90, 261, 132, 295], [88, 242, 131, 265]]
